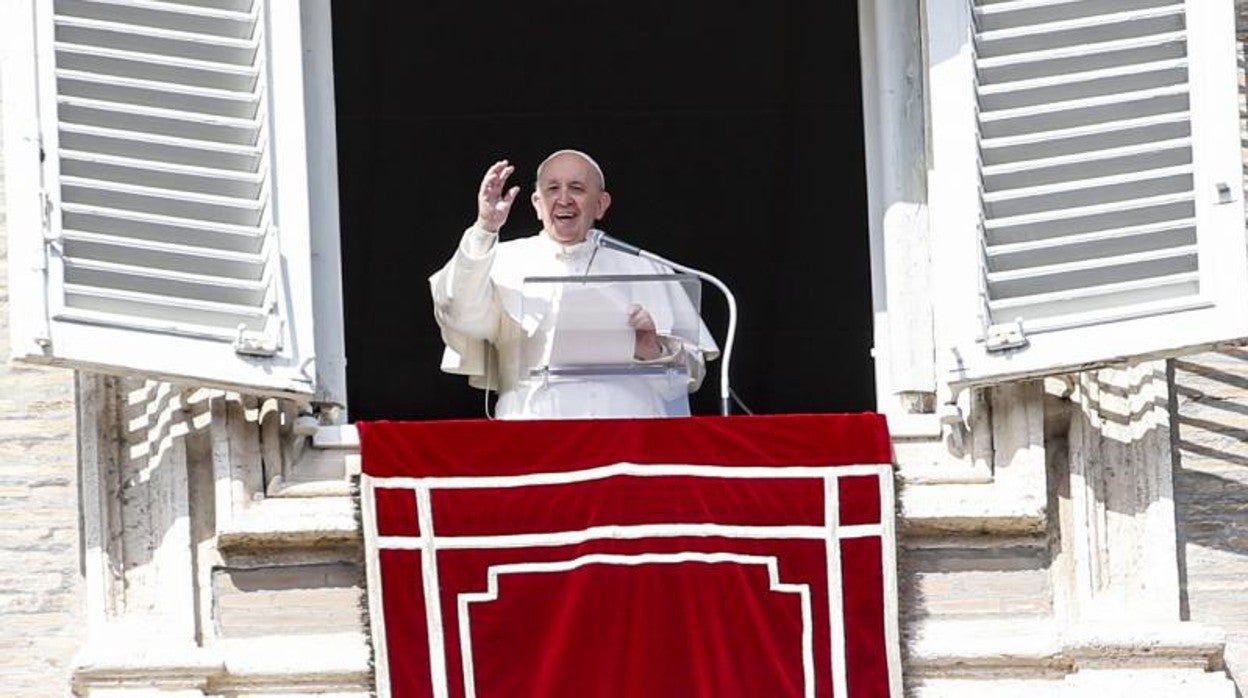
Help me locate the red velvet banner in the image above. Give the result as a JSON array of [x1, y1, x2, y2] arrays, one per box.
[[360, 414, 899, 698]]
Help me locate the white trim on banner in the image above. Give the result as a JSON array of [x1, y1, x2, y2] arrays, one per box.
[[416, 486, 450, 698], [456, 553, 816, 698], [823, 477, 849, 698], [370, 462, 891, 490], [376, 523, 885, 551], [360, 478, 393, 698]]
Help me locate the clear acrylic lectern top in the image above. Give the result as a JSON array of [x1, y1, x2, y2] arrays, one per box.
[[512, 273, 703, 418]]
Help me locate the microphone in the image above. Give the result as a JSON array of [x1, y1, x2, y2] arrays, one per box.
[[587, 229, 642, 256], [589, 229, 739, 417]]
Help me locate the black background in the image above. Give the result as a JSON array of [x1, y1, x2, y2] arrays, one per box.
[[331, 1, 875, 419]]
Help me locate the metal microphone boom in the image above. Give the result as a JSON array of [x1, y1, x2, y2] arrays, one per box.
[[590, 230, 738, 416]]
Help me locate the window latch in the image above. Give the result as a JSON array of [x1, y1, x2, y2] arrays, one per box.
[[233, 317, 283, 357], [984, 320, 1028, 352]]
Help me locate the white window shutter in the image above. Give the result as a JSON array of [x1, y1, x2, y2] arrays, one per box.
[[931, 0, 1248, 388], [3, 0, 322, 399]]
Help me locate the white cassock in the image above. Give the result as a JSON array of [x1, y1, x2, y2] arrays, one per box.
[[430, 226, 719, 420]]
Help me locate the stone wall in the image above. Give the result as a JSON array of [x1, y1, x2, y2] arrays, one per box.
[[1172, 352, 1248, 686], [0, 83, 86, 694]]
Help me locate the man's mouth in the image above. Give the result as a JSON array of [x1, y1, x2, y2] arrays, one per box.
[[554, 211, 577, 220]]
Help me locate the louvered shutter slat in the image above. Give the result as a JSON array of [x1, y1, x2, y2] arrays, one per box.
[[982, 138, 1191, 190], [56, 71, 260, 119], [54, 0, 259, 39], [981, 113, 1190, 163], [55, 17, 259, 66], [64, 259, 267, 307], [984, 166, 1193, 219], [163, 0, 257, 12], [987, 219, 1197, 268], [55, 45, 259, 91], [987, 272, 1201, 322], [979, 58, 1189, 112], [978, 33, 1188, 83], [976, 0, 1180, 32], [62, 286, 268, 333], [58, 99, 259, 143], [61, 230, 266, 278], [60, 151, 263, 198], [980, 86, 1189, 138], [59, 124, 262, 171], [60, 178, 264, 225], [987, 244, 1197, 293], [985, 192, 1195, 247], [977, 7, 1185, 58], [64, 247, 268, 287], [59, 204, 266, 253]]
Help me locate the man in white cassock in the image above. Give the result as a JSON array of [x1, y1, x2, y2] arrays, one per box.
[[429, 150, 719, 420]]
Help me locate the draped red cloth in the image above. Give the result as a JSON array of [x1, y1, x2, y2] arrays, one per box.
[[360, 414, 898, 698]]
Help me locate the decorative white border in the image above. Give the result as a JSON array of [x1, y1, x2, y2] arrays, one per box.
[[360, 477, 391, 698], [415, 486, 450, 698], [363, 462, 901, 698], [371, 462, 889, 490], [456, 553, 815, 698], [824, 477, 848, 698], [377, 523, 884, 551], [878, 461, 904, 694]]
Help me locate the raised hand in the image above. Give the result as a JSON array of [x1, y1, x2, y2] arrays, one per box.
[[476, 160, 520, 233]]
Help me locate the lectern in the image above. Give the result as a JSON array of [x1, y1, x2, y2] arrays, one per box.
[[510, 272, 704, 418]]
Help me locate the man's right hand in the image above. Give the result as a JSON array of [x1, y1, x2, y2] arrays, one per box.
[[476, 160, 520, 233]]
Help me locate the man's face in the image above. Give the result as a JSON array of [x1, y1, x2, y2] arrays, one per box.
[[531, 153, 611, 244]]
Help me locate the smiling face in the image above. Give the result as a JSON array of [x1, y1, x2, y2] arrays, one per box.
[[531, 152, 612, 244]]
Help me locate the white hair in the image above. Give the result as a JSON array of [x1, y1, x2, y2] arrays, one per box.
[[535, 149, 606, 189]]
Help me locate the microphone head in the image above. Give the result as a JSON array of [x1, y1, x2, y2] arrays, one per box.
[[591, 230, 643, 256]]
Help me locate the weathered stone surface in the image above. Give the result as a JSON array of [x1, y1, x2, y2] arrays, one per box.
[[900, 538, 1052, 621], [0, 91, 84, 697], [213, 563, 364, 638], [1173, 351, 1248, 692]]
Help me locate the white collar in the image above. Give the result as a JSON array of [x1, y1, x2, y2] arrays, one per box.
[[537, 229, 597, 260]]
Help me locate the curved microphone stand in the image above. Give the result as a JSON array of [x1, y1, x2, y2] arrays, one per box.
[[589, 231, 738, 416]]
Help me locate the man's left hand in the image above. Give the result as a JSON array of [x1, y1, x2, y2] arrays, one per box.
[[629, 304, 663, 361]]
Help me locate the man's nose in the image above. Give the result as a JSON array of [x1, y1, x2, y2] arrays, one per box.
[[555, 187, 572, 203]]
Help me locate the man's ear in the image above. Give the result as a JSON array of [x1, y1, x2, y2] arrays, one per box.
[[531, 190, 542, 217], [594, 191, 612, 220]]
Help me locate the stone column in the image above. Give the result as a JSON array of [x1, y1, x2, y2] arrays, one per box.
[[73, 375, 221, 695], [1055, 362, 1233, 696]]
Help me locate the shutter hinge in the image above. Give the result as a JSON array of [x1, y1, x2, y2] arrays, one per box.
[[1216, 182, 1236, 205], [35, 190, 58, 270], [984, 320, 1028, 352], [233, 316, 283, 357], [39, 190, 50, 231], [39, 190, 57, 241]]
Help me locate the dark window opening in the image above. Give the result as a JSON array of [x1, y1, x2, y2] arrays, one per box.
[[331, 1, 874, 420]]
